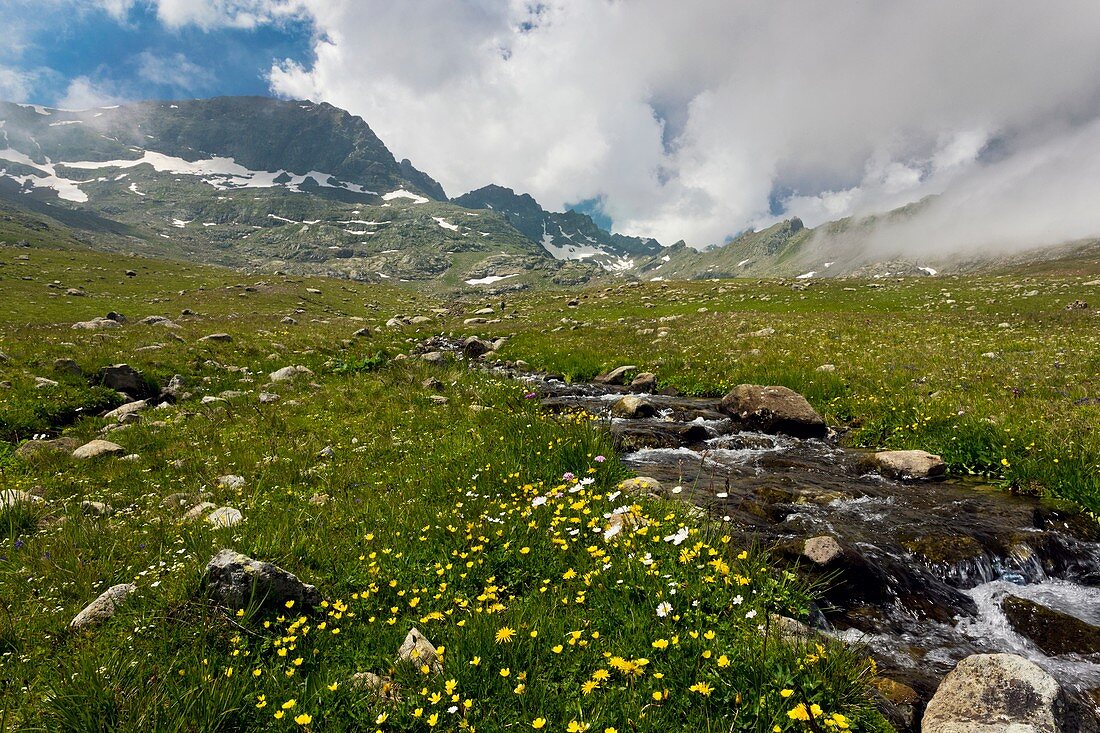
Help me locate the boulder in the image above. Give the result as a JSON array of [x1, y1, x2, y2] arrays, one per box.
[[922, 653, 1068, 732], [15, 437, 81, 459], [199, 333, 233, 343], [595, 365, 637, 385], [72, 440, 125, 460], [462, 337, 494, 359], [203, 549, 322, 612], [1002, 595, 1100, 657], [269, 365, 313, 382], [396, 627, 442, 674], [629, 372, 658, 392], [611, 395, 658, 419], [719, 384, 826, 438], [35, 377, 59, 388], [71, 317, 120, 331], [870, 450, 946, 480], [97, 364, 147, 398], [70, 583, 136, 631]]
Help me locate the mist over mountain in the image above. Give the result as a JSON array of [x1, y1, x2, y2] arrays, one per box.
[[1, 95, 1096, 288]]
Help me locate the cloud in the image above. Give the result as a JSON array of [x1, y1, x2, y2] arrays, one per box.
[[56, 76, 123, 110], [262, 0, 1100, 253], [0, 65, 38, 102], [153, 0, 307, 30], [136, 51, 213, 92]]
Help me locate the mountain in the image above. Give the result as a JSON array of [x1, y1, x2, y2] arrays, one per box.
[[0, 97, 605, 291], [453, 184, 661, 269]]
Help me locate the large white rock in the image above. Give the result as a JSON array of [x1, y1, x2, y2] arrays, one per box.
[[72, 440, 125, 460], [922, 653, 1065, 732]]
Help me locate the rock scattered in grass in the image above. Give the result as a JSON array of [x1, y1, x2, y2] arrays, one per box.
[[199, 333, 233, 343], [97, 364, 147, 398], [70, 583, 136, 631], [72, 440, 125, 460], [207, 506, 243, 528], [203, 549, 322, 612], [80, 500, 112, 516], [397, 627, 443, 674], [269, 365, 313, 382], [1, 489, 43, 509], [217, 475, 245, 490], [104, 400, 148, 422]]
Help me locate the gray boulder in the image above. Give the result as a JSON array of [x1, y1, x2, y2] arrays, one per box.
[[629, 372, 658, 392], [104, 400, 148, 422], [595, 365, 637, 385], [97, 364, 147, 398], [70, 583, 136, 631], [203, 549, 322, 612], [72, 440, 126, 460], [462, 337, 493, 359], [199, 333, 233, 343], [611, 395, 658, 419], [870, 450, 946, 480], [719, 384, 826, 438], [922, 653, 1071, 732], [207, 506, 243, 528]]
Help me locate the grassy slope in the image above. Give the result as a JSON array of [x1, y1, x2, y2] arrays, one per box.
[[0, 242, 882, 732], [479, 277, 1100, 512]]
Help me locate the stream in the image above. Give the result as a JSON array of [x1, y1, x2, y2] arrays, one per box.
[[524, 372, 1100, 729]]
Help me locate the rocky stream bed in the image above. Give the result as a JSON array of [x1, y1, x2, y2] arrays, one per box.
[[504, 361, 1100, 732]]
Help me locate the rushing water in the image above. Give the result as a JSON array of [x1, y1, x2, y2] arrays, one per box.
[[528, 373, 1100, 723]]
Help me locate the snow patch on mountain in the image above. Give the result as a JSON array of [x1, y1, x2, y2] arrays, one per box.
[[382, 189, 428, 204]]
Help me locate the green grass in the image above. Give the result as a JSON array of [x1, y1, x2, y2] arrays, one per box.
[[475, 277, 1100, 512], [0, 242, 886, 732]]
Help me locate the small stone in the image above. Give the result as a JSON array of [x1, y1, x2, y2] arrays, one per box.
[[207, 506, 243, 528], [269, 365, 313, 382], [421, 351, 446, 364], [185, 502, 217, 520], [349, 672, 401, 702], [34, 377, 59, 388], [396, 627, 442, 674], [217, 475, 246, 490], [54, 358, 82, 376], [199, 333, 233, 343], [429, 395, 449, 405], [617, 477, 666, 497], [70, 583, 136, 630], [65, 288, 85, 296], [306, 288, 322, 294], [1, 489, 43, 509], [309, 493, 331, 506], [281, 316, 298, 324], [422, 377, 445, 391], [816, 364, 837, 373], [81, 500, 112, 516], [104, 400, 148, 422], [319, 446, 335, 458], [72, 440, 125, 460], [802, 536, 844, 565], [259, 391, 280, 403], [353, 327, 372, 337]]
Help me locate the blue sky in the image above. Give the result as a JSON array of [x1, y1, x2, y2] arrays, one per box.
[[1, 2, 316, 107]]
